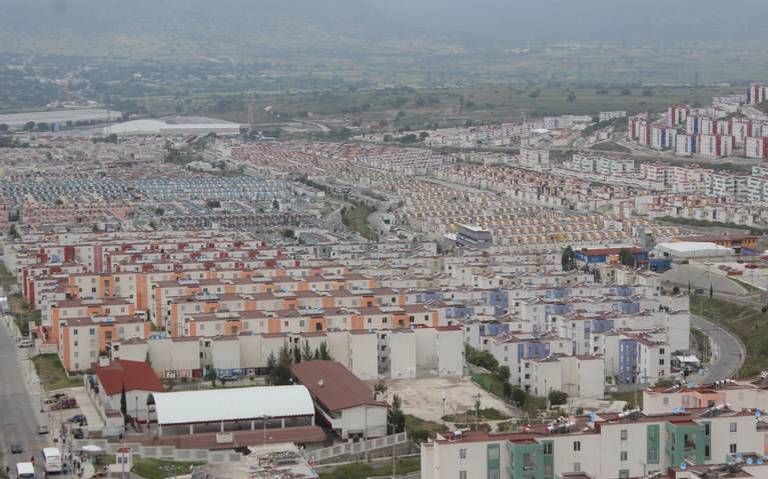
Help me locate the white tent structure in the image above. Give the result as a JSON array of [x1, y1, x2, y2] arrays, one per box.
[[149, 385, 315, 435]]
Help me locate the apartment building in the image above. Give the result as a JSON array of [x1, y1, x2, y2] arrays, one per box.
[[421, 406, 763, 479], [59, 314, 152, 372]]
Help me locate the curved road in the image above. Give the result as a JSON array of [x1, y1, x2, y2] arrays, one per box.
[[691, 314, 746, 383]]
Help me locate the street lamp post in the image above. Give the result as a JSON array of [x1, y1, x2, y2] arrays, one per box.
[[260, 415, 271, 445]]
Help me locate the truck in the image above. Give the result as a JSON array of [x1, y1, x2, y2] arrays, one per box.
[[15, 462, 35, 479], [42, 447, 62, 474]]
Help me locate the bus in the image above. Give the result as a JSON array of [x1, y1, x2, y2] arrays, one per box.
[[15, 462, 35, 479], [42, 447, 62, 474]]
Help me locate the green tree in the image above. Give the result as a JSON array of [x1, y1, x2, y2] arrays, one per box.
[[497, 365, 510, 383], [511, 387, 528, 407], [388, 394, 406, 434], [120, 383, 128, 424], [301, 340, 313, 361], [318, 341, 332, 360], [465, 345, 499, 373], [502, 382, 513, 401], [548, 390, 568, 406], [205, 367, 218, 386], [0, 124, 8, 132], [266, 351, 276, 372], [618, 248, 635, 267], [293, 344, 302, 364], [269, 345, 294, 386], [561, 245, 576, 271], [22, 121, 35, 131], [37, 122, 50, 132]]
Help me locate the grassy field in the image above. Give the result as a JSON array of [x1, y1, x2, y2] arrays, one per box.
[[443, 407, 510, 423], [655, 216, 767, 235], [143, 85, 737, 131], [319, 457, 420, 479], [32, 354, 83, 391], [404, 414, 448, 443], [730, 277, 762, 294], [131, 458, 204, 479], [341, 204, 378, 241], [689, 296, 764, 376], [471, 372, 505, 397]]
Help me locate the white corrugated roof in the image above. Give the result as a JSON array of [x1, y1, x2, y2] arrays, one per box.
[[657, 242, 733, 253], [151, 385, 314, 425]]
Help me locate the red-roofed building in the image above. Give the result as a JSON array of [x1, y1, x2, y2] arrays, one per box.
[[92, 359, 164, 427], [291, 360, 388, 440]]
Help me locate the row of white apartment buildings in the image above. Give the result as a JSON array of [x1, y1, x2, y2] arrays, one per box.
[[421, 405, 766, 479], [112, 325, 463, 381]]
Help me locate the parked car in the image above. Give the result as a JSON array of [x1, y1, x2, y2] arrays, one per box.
[[72, 428, 84, 439], [67, 414, 87, 424], [17, 339, 33, 348], [10, 443, 23, 454], [37, 424, 48, 434]]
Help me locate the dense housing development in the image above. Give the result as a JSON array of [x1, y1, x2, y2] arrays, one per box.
[[3, 79, 768, 479]]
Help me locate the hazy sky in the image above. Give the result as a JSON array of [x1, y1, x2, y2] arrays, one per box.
[[1, 0, 766, 56]]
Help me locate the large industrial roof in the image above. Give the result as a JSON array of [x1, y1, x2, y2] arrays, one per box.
[[656, 241, 734, 253], [150, 385, 314, 425]]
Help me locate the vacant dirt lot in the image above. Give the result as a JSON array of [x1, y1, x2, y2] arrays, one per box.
[[383, 376, 519, 423]]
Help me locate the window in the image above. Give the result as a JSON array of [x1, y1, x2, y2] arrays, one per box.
[[659, 359, 665, 365], [619, 470, 630, 478], [543, 465, 554, 477], [730, 444, 737, 454], [663, 398, 669, 405], [459, 448, 467, 459], [660, 348, 665, 354], [620, 451, 628, 461], [620, 429, 628, 440], [459, 472, 467, 479], [73, 329, 79, 336], [543, 442, 553, 455], [573, 441, 581, 451], [573, 463, 581, 472], [89, 328, 96, 335], [488, 446, 499, 460], [730, 423, 737, 433]]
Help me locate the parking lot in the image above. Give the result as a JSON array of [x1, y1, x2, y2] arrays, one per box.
[[383, 376, 519, 423]]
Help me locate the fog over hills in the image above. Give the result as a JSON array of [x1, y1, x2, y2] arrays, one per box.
[[1, 0, 767, 59]]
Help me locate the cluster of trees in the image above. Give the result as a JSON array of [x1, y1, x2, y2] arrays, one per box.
[[466, 345, 569, 414], [265, 340, 333, 386], [561, 245, 576, 271]]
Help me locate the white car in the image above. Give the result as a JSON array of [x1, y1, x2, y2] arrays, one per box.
[[17, 339, 33, 348]]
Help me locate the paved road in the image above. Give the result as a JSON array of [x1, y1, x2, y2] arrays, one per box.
[[0, 308, 46, 471], [690, 314, 746, 383]]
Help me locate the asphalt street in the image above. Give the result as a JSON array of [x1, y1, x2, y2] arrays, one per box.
[[0, 299, 46, 473], [691, 314, 746, 383]]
